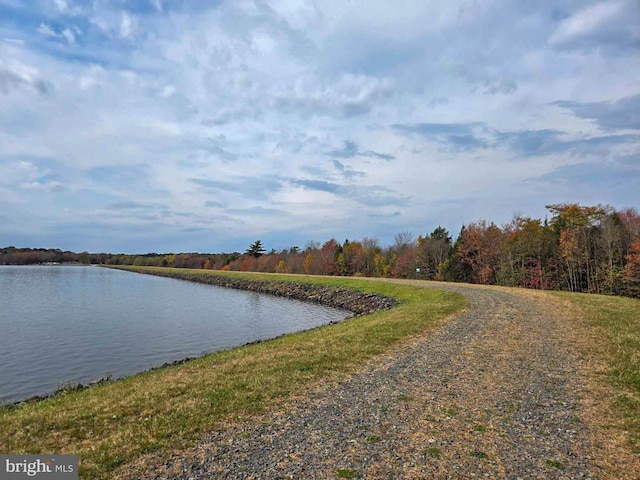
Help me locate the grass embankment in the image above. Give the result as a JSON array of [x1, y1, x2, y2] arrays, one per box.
[[553, 291, 640, 453], [0, 268, 466, 479]]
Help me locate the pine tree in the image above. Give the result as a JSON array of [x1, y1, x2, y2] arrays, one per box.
[[245, 240, 266, 258]]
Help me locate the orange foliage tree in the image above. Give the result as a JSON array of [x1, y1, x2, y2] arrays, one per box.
[[624, 237, 640, 297], [455, 220, 505, 284]]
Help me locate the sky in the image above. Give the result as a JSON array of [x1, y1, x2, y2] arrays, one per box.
[[0, 0, 639, 254]]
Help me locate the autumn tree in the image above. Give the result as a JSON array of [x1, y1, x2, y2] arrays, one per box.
[[303, 252, 315, 274], [287, 251, 305, 274], [375, 252, 391, 277], [453, 221, 505, 284], [416, 226, 451, 280], [499, 216, 555, 289], [597, 212, 628, 294], [342, 240, 364, 275], [391, 248, 416, 278], [392, 231, 416, 254], [360, 237, 381, 276], [335, 252, 348, 276], [547, 203, 607, 292], [619, 208, 640, 251], [257, 253, 279, 272], [316, 238, 340, 275], [240, 256, 256, 271], [623, 236, 640, 297]]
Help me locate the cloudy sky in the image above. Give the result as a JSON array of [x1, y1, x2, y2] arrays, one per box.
[[1, 0, 639, 253]]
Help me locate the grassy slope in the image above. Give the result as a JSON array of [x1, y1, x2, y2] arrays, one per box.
[[0, 268, 466, 479], [552, 291, 640, 453]]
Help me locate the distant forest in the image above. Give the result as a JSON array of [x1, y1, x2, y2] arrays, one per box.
[[2, 203, 640, 298]]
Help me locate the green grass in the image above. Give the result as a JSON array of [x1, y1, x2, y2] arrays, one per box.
[[336, 468, 358, 478], [469, 450, 488, 459], [553, 291, 640, 452], [425, 446, 441, 458], [365, 435, 381, 444], [442, 406, 458, 417], [0, 268, 466, 479], [545, 459, 564, 470]]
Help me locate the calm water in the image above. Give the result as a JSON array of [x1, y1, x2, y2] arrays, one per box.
[[0, 266, 348, 402]]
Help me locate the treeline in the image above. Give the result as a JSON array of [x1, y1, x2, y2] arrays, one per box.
[[0, 247, 222, 269], [446, 204, 640, 296], [2, 203, 640, 297], [0, 247, 110, 265]]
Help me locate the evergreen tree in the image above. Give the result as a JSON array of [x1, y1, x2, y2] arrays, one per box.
[[245, 240, 266, 258]]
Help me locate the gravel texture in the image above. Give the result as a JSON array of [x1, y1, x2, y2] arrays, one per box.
[[122, 281, 638, 479]]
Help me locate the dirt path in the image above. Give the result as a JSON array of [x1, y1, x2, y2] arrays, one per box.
[[126, 282, 637, 479]]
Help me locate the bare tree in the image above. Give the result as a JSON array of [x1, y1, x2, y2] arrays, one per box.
[[393, 231, 416, 253]]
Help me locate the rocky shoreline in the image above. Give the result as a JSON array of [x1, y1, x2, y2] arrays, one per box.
[[129, 269, 399, 316], [9, 269, 399, 407]]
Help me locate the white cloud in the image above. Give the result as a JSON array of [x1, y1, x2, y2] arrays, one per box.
[[271, 73, 395, 119], [36, 22, 58, 38], [54, 0, 70, 14], [78, 65, 105, 89], [549, 1, 640, 50], [119, 12, 136, 39], [314, 0, 471, 38], [551, 2, 623, 43], [61, 28, 76, 44], [160, 84, 176, 98], [0, 0, 638, 252], [0, 160, 54, 192], [36, 22, 78, 44], [20, 180, 67, 193], [0, 58, 51, 94]]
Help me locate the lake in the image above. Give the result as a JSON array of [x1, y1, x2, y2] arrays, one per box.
[[0, 266, 349, 403]]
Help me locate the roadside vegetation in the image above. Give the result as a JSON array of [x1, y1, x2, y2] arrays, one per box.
[[553, 290, 640, 453], [0, 270, 466, 479]]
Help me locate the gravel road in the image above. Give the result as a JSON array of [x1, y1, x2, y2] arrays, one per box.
[[126, 281, 638, 479]]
